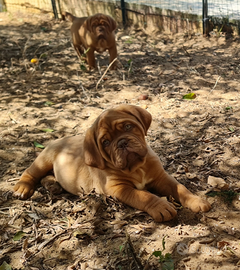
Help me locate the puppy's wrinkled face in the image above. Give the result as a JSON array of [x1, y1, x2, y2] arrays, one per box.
[[84, 105, 152, 172], [92, 19, 108, 39], [88, 14, 116, 40], [97, 115, 148, 172]]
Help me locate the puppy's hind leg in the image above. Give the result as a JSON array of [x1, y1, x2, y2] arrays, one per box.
[[41, 175, 63, 195], [74, 45, 95, 69], [14, 148, 55, 200], [74, 45, 86, 62], [74, 45, 83, 57]]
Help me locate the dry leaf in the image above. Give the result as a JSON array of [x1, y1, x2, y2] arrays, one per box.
[[207, 175, 229, 190], [111, 220, 128, 230], [217, 241, 230, 250]]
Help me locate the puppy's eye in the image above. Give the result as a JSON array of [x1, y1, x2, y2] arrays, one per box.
[[124, 124, 132, 131], [102, 139, 110, 147]]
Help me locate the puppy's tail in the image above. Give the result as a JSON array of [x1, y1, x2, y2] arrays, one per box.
[[62, 11, 76, 22]]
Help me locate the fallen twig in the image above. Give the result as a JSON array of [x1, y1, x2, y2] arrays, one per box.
[[125, 232, 144, 270], [208, 75, 221, 97], [25, 218, 96, 261], [127, 60, 133, 77], [97, 60, 102, 76], [96, 57, 118, 89], [77, 71, 90, 101], [37, 230, 68, 251], [182, 46, 191, 57], [8, 113, 18, 124], [7, 177, 20, 182]]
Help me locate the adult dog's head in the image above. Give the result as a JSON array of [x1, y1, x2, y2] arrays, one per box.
[[84, 105, 152, 172]]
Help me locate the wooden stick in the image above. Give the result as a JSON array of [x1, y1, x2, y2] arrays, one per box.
[[96, 58, 118, 90]]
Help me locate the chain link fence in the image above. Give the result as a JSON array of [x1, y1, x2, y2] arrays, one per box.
[[122, 0, 240, 20], [207, 0, 240, 34], [120, 0, 240, 34], [1, 0, 240, 34]]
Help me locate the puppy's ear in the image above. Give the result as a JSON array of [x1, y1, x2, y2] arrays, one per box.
[[119, 105, 152, 135], [108, 16, 117, 32], [84, 126, 105, 170]]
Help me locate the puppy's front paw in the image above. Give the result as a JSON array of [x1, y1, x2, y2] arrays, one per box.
[[13, 181, 35, 200], [147, 199, 177, 223], [186, 196, 211, 213]]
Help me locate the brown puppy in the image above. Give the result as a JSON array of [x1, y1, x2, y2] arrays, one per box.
[[14, 105, 211, 222], [63, 12, 117, 70]]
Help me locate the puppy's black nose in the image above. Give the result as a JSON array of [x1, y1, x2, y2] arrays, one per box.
[[97, 26, 104, 32], [117, 139, 128, 149]]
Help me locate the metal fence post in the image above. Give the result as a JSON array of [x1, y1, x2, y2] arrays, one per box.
[[121, 0, 126, 28], [51, 0, 58, 19], [202, 0, 209, 35]]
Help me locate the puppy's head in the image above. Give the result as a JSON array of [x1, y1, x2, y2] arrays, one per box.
[[84, 105, 152, 172], [86, 13, 117, 40]]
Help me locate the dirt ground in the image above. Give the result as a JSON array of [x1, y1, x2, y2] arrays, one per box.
[[0, 11, 240, 270]]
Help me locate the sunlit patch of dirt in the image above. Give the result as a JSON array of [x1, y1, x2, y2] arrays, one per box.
[[0, 11, 240, 270]]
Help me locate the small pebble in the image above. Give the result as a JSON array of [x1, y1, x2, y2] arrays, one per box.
[[138, 94, 148, 100]]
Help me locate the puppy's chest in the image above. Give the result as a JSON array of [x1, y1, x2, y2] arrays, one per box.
[[96, 46, 107, 53], [95, 40, 108, 52], [134, 169, 152, 190]]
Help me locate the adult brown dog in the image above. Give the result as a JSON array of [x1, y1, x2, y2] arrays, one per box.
[[62, 12, 118, 70], [13, 105, 211, 222]]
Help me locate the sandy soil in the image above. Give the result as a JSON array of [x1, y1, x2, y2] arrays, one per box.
[[0, 11, 240, 270]]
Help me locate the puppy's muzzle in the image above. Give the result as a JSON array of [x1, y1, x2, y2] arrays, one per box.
[[96, 26, 105, 39], [117, 138, 128, 149]]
